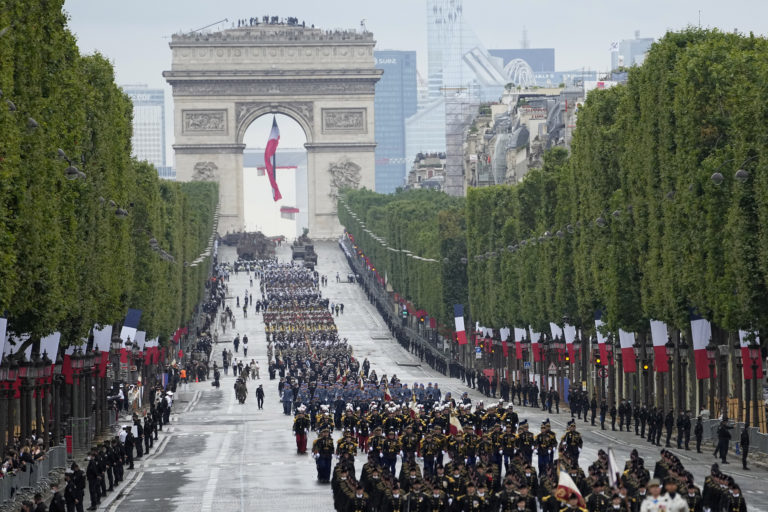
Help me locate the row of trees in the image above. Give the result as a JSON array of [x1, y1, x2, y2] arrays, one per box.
[[342, 29, 768, 342], [0, 1, 217, 349], [468, 28, 768, 337], [338, 189, 466, 328]]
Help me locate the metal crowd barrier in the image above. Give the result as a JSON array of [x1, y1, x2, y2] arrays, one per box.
[[0, 445, 67, 506]]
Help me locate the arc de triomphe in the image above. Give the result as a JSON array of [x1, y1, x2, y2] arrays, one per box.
[[163, 24, 382, 238]]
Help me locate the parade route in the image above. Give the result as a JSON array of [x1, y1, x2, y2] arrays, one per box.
[[108, 242, 768, 512]]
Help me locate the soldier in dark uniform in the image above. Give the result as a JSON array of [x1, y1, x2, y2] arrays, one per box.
[[123, 426, 135, 470], [600, 400, 608, 430], [425, 485, 448, 512], [721, 483, 746, 512], [610, 404, 617, 431], [516, 420, 535, 465], [85, 449, 100, 511], [740, 426, 750, 470], [293, 406, 311, 454], [694, 417, 703, 453], [640, 405, 648, 438], [686, 483, 703, 512], [585, 478, 610, 512], [382, 429, 401, 476], [383, 484, 408, 512], [312, 427, 335, 483], [683, 412, 692, 450], [666, 410, 676, 447], [64, 470, 83, 512], [590, 397, 597, 426], [561, 420, 583, 464], [346, 485, 369, 512]]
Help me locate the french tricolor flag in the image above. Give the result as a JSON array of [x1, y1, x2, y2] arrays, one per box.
[[529, 326, 541, 362], [500, 327, 510, 357], [92, 325, 112, 378], [563, 324, 577, 362], [739, 331, 763, 380], [594, 311, 608, 364], [454, 305, 467, 345], [649, 320, 669, 373], [514, 327, 526, 360], [690, 311, 712, 379], [619, 329, 636, 373], [263, 116, 283, 202], [120, 309, 142, 363]]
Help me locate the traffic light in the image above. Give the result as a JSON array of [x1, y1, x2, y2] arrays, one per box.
[[402, 309, 408, 318], [595, 357, 601, 365], [642, 363, 649, 374], [565, 355, 570, 362]]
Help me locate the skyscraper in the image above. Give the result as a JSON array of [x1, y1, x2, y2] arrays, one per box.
[[122, 84, 167, 173], [374, 51, 418, 194]]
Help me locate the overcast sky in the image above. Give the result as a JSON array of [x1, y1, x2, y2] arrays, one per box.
[[63, 0, 768, 153]]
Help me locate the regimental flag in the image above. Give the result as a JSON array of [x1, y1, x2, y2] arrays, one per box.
[[514, 328, 526, 360], [649, 320, 669, 373], [607, 448, 621, 488], [449, 411, 463, 436], [690, 310, 713, 379], [264, 116, 283, 202], [594, 311, 608, 364], [555, 471, 587, 510], [618, 330, 636, 373], [563, 324, 577, 362], [454, 305, 467, 345], [529, 326, 542, 362], [550, 322, 563, 340], [739, 331, 764, 380], [92, 325, 112, 378]]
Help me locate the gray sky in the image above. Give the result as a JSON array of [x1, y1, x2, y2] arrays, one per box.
[[63, 0, 768, 154]]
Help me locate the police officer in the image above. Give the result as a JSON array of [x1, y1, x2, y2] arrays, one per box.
[[694, 416, 704, 453], [740, 426, 750, 470]]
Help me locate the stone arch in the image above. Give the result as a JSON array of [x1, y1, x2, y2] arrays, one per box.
[[235, 102, 315, 145]]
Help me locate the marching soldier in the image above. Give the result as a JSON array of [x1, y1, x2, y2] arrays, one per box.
[[293, 405, 311, 454], [312, 427, 335, 483], [561, 420, 583, 464]]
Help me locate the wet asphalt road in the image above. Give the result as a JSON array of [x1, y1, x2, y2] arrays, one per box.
[[102, 242, 768, 512]]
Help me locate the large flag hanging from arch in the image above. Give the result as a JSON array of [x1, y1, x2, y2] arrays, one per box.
[[264, 116, 283, 202], [514, 327, 526, 360], [649, 320, 669, 373]]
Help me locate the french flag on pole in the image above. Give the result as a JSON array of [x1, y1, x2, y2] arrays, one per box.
[[690, 310, 712, 379], [514, 327, 526, 360], [529, 326, 541, 362], [120, 309, 142, 363], [594, 311, 608, 364], [619, 329, 636, 373], [93, 325, 112, 378], [563, 324, 577, 362], [649, 320, 669, 372], [454, 305, 467, 345], [739, 331, 763, 380], [264, 116, 283, 202]]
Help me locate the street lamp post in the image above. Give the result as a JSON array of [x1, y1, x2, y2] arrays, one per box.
[[678, 340, 689, 413], [749, 343, 760, 429], [0, 359, 8, 453], [6, 358, 18, 450], [706, 343, 718, 416], [665, 341, 674, 412], [32, 352, 45, 443], [17, 354, 33, 442], [40, 352, 52, 446], [53, 353, 63, 445]]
